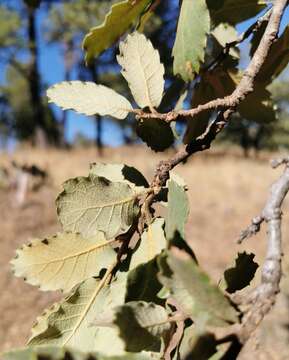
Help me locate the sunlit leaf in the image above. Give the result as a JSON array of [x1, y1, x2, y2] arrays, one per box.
[[173, 0, 210, 81], [11, 232, 116, 292], [83, 0, 152, 64], [117, 32, 165, 109], [56, 174, 139, 239], [29, 274, 128, 355], [47, 81, 132, 120]]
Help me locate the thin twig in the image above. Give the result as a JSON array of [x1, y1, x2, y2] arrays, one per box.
[[129, 8, 273, 123], [237, 157, 289, 344], [238, 216, 264, 243], [238, 157, 289, 243], [203, 7, 273, 74]]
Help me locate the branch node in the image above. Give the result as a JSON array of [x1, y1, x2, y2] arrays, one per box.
[[238, 215, 264, 243], [270, 157, 289, 169]]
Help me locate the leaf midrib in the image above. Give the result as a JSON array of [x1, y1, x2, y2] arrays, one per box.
[[23, 238, 116, 266]]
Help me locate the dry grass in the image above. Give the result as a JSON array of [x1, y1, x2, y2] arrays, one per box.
[[0, 145, 289, 358]]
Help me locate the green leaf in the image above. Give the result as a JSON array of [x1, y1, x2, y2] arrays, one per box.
[[130, 218, 167, 269], [223, 252, 258, 293], [29, 274, 128, 355], [83, 0, 152, 64], [117, 32, 165, 109], [56, 174, 139, 239], [47, 81, 132, 120], [166, 174, 189, 243], [208, 0, 267, 25], [89, 163, 149, 193], [165, 174, 196, 259], [136, 118, 175, 152], [94, 301, 171, 353], [2, 346, 151, 360], [173, 0, 210, 81], [158, 251, 239, 326], [11, 232, 116, 292]]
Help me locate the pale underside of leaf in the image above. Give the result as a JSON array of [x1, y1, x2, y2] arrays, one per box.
[[47, 81, 132, 119], [82, 0, 152, 64], [56, 174, 139, 239], [117, 32, 165, 109], [11, 232, 116, 292], [29, 274, 128, 355], [173, 0, 210, 81]]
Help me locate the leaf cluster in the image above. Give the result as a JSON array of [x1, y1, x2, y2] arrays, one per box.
[[5, 0, 289, 359], [7, 162, 259, 359], [47, 0, 289, 152]]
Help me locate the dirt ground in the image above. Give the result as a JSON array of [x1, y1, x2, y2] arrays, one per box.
[[0, 146, 289, 358]]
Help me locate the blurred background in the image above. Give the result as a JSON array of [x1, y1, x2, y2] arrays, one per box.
[[1, 1, 289, 359]]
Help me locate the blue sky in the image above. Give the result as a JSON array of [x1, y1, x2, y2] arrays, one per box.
[[36, 6, 125, 146], [1, 2, 289, 146]]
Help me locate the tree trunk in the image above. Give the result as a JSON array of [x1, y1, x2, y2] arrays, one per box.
[[89, 64, 103, 156], [59, 39, 74, 148], [96, 113, 103, 152], [27, 5, 48, 148]]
